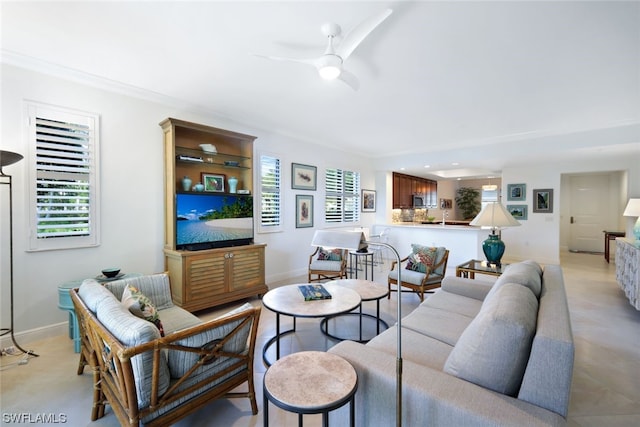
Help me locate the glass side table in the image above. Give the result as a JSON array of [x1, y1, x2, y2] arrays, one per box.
[[455, 260, 508, 279]]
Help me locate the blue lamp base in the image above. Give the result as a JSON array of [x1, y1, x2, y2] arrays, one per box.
[[482, 233, 505, 266]]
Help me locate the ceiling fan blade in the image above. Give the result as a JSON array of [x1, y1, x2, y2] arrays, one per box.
[[338, 69, 359, 91], [336, 8, 392, 61], [251, 53, 319, 67]]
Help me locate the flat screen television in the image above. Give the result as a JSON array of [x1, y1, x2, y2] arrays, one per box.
[[175, 193, 254, 251]]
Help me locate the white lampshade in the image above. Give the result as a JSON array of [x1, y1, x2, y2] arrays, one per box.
[[470, 202, 521, 229], [623, 198, 640, 217], [311, 229, 365, 251]]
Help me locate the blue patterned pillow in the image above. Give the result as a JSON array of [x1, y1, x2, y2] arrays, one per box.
[[317, 247, 342, 261], [405, 245, 438, 273]]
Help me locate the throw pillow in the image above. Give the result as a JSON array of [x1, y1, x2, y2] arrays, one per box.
[[121, 285, 165, 336], [443, 283, 538, 396], [317, 247, 342, 261], [405, 245, 438, 273]]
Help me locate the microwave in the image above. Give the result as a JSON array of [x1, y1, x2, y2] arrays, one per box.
[[413, 195, 426, 208]]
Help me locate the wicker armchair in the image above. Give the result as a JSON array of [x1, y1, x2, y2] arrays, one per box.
[[71, 275, 260, 427], [388, 247, 449, 301], [308, 247, 348, 282]]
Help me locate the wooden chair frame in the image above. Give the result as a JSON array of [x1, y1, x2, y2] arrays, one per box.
[[388, 250, 449, 301], [308, 247, 348, 282], [71, 289, 261, 427]]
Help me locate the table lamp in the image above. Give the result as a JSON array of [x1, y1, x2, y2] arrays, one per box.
[[470, 202, 521, 266], [623, 198, 640, 244], [311, 229, 404, 427]]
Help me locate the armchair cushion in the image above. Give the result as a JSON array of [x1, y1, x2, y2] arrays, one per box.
[[95, 294, 171, 408], [78, 279, 115, 313], [309, 259, 343, 272], [405, 245, 447, 275], [443, 283, 538, 396], [168, 303, 254, 378], [104, 272, 174, 310]]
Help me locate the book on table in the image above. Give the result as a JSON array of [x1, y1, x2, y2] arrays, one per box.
[[298, 284, 332, 301]]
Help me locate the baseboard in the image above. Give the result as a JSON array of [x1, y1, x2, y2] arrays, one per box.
[[0, 322, 67, 349]]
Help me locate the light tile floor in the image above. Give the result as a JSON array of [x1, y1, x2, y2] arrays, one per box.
[[1, 251, 639, 426]]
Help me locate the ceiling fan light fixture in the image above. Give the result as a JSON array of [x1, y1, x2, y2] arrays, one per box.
[[317, 54, 342, 80]]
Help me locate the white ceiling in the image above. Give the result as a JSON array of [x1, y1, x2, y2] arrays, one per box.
[[2, 1, 639, 179]]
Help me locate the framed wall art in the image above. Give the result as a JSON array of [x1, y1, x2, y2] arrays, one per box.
[[362, 189, 376, 212], [507, 183, 526, 201], [291, 163, 317, 190], [440, 198, 453, 209], [296, 195, 314, 228], [507, 204, 528, 220], [533, 189, 554, 213], [202, 173, 225, 192]]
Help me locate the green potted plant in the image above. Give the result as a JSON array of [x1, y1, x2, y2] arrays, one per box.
[[455, 187, 481, 219]]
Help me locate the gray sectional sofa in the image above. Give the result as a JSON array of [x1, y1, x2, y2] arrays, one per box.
[[329, 260, 574, 426]]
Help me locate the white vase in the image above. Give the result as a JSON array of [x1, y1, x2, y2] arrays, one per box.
[[228, 176, 238, 193], [181, 176, 192, 192]]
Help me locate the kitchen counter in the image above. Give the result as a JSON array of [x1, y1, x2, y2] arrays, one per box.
[[374, 223, 486, 267]]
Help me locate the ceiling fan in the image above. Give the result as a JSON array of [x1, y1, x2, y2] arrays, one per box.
[[253, 8, 393, 90]]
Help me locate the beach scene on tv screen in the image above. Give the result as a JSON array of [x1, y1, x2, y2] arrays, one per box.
[[177, 194, 253, 245]]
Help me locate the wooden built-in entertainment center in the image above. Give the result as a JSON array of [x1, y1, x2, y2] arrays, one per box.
[[160, 118, 267, 312]]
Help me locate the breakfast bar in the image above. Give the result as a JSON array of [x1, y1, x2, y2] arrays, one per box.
[[372, 223, 486, 267]]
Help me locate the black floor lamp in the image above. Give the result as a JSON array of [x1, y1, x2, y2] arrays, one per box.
[[311, 229, 403, 427], [0, 150, 38, 356]]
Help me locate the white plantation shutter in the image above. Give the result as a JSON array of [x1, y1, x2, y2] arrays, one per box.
[[258, 154, 282, 232], [27, 103, 100, 251], [325, 168, 360, 224]]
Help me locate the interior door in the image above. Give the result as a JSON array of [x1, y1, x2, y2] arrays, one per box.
[[568, 175, 610, 252]]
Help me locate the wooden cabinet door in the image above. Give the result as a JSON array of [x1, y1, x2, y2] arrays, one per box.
[[185, 251, 227, 302], [228, 246, 265, 292]]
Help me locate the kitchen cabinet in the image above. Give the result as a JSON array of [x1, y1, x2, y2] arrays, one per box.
[[392, 172, 437, 209]]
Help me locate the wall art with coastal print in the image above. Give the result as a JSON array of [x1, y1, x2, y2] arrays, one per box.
[[291, 163, 317, 190], [296, 194, 314, 228]]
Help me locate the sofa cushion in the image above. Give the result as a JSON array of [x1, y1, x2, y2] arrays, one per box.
[[121, 284, 165, 336], [402, 306, 475, 346], [159, 306, 201, 335], [422, 290, 483, 318], [367, 325, 454, 370], [168, 303, 254, 378], [484, 261, 542, 304], [78, 279, 116, 313], [96, 295, 170, 408], [443, 283, 538, 396], [104, 272, 174, 310]]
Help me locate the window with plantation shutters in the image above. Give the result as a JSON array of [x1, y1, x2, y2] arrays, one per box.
[[258, 154, 282, 233], [26, 102, 100, 251], [325, 168, 360, 224]]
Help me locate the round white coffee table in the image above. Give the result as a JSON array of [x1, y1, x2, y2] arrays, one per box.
[[262, 283, 361, 367], [321, 279, 389, 342], [263, 351, 357, 426]]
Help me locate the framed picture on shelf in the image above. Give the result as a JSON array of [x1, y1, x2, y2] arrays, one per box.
[[296, 195, 314, 228], [291, 163, 317, 190], [506, 204, 528, 220], [202, 173, 225, 192], [362, 189, 376, 212], [533, 188, 554, 213], [507, 183, 526, 201]]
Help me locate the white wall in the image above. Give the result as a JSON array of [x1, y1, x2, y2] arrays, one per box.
[[3, 62, 638, 340], [0, 64, 375, 339], [502, 157, 640, 264]]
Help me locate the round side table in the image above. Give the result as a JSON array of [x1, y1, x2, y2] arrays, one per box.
[[58, 273, 141, 354], [263, 351, 357, 427], [320, 279, 389, 343]]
